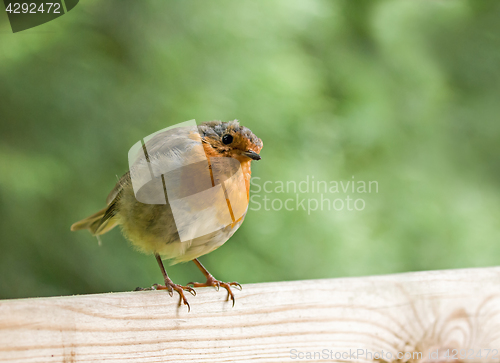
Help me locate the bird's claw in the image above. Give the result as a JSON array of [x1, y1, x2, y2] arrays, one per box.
[[187, 276, 241, 307], [136, 282, 196, 311], [230, 282, 242, 290]]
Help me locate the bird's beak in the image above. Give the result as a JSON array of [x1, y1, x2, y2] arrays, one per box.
[[243, 150, 261, 161]]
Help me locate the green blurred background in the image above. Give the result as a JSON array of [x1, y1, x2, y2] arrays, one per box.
[[1, 0, 499, 300]]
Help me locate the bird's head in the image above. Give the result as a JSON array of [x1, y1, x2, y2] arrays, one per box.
[[198, 120, 263, 162]]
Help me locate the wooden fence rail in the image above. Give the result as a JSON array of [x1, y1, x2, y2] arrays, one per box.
[[1, 267, 500, 362]]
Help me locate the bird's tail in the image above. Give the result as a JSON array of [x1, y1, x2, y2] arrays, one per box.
[[70, 206, 118, 235]]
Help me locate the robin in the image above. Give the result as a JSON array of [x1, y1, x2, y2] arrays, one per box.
[[71, 120, 263, 311]]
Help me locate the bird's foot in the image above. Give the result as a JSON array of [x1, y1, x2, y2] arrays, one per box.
[[187, 276, 242, 307], [135, 282, 196, 312]]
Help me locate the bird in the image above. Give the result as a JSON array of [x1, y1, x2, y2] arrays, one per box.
[[71, 120, 262, 311]]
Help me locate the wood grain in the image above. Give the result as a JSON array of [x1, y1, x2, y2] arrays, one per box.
[[1, 267, 500, 362]]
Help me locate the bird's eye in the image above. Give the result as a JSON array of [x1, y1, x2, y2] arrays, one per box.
[[222, 134, 233, 145]]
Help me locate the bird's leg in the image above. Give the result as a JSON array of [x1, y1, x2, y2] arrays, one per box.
[[187, 258, 242, 307], [136, 253, 196, 312]]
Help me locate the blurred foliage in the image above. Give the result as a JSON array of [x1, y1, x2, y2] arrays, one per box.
[[1, 0, 500, 299]]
